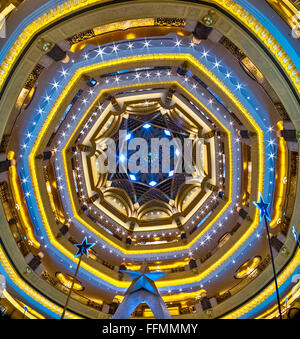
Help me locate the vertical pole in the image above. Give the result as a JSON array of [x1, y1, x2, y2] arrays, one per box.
[[60, 255, 82, 319], [264, 216, 282, 319]]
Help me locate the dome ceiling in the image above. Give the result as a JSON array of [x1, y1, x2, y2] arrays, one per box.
[[0, 0, 299, 320]]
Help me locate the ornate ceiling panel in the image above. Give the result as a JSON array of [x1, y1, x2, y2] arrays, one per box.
[[0, 0, 299, 320]]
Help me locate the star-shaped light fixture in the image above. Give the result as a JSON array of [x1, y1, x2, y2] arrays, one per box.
[[113, 264, 171, 319], [74, 236, 95, 258], [121, 270, 165, 295], [61, 236, 96, 319], [253, 192, 271, 221]]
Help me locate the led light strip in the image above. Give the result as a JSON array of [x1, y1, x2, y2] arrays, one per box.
[[60, 53, 264, 255], [269, 121, 287, 228], [256, 277, 300, 319], [0, 245, 81, 319], [8, 161, 40, 249], [27, 54, 264, 288], [222, 250, 300, 319], [0, 2, 296, 318], [2, 289, 44, 319], [29, 82, 232, 254], [31, 64, 233, 255], [0, 0, 299, 97]]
